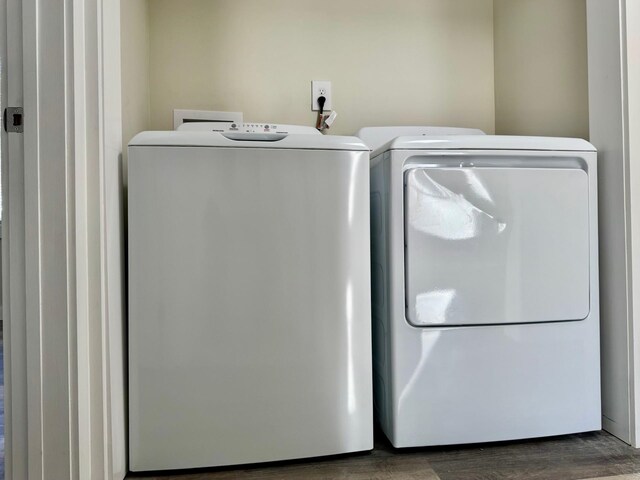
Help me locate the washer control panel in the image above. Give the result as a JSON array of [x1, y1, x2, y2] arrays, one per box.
[[231, 123, 280, 133], [178, 121, 320, 135]]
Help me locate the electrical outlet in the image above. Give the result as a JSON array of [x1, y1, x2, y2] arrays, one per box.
[[311, 80, 332, 111]]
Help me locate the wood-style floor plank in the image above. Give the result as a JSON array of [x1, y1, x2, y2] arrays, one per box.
[[427, 432, 638, 480], [584, 475, 640, 480], [127, 430, 640, 480], [128, 444, 440, 480], [130, 455, 440, 480]]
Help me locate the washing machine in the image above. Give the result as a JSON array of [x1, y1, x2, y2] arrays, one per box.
[[128, 124, 373, 471], [358, 126, 601, 447]]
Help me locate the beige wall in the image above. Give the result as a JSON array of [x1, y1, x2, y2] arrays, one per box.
[[121, 0, 151, 158], [124, 1, 590, 138], [494, 0, 589, 138], [147, 0, 496, 135]]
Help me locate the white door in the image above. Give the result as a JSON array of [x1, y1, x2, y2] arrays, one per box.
[[0, 0, 128, 477], [2, 0, 28, 477], [404, 163, 591, 327], [2, 0, 88, 477]]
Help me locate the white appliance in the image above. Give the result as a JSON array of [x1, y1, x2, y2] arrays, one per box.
[[358, 126, 601, 447], [128, 125, 373, 471]]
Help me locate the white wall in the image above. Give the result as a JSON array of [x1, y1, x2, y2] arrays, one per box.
[[586, 0, 640, 445], [587, 0, 630, 443], [493, 0, 589, 139], [147, 0, 496, 135]]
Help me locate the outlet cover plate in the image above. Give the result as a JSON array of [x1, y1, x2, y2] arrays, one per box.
[[311, 80, 332, 111]]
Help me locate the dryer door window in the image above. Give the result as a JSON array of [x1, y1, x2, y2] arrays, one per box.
[[404, 166, 590, 327]]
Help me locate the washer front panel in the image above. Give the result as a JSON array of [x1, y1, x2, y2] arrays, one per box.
[[128, 145, 373, 470]]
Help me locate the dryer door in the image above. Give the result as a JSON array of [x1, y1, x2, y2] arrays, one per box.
[[404, 165, 590, 327]]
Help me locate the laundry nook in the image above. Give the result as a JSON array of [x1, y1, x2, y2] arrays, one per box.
[[2, 1, 640, 479]]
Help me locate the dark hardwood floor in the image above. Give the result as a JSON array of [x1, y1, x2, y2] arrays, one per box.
[[1, 333, 4, 479], [127, 430, 640, 480]]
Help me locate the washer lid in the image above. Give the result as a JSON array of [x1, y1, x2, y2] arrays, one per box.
[[404, 165, 591, 327], [129, 131, 369, 151]]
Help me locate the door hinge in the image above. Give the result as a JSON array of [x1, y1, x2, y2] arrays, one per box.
[[4, 107, 23, 133]]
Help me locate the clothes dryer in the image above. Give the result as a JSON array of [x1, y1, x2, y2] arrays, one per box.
[[358, 127, 600, 447]]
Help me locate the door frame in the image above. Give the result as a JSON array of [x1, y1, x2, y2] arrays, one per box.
[[74, 0, 127, 477], [624, 0, 640, 447], [3, 0, 77, 476], [2, 0, 28, 477], [2, 0, 126, 477]]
